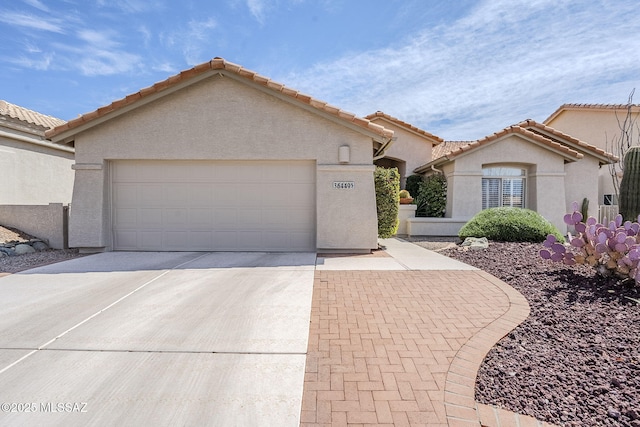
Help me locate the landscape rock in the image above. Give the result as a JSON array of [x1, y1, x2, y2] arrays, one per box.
[[0, 247, 15, 256], [14, 244, 36, 255], [461, 236, 489, 250], [445, 241, 640, 427], [31, 241, 49, 251]]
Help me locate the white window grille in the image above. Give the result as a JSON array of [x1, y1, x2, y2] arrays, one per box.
[[482, 167, 526, 209]]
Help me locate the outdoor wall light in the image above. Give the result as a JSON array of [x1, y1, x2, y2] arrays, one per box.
[[339, 145, 350, 163]]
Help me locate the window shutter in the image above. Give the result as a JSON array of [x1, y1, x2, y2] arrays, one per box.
[[482, 178, 500, 209]]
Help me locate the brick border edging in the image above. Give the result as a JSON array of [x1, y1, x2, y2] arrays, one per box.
[[443, 270, 531, 426]]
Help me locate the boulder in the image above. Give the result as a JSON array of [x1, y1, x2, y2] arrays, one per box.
[[461, 237, 489, 250], [14, 244, 36, 255], [0, 247, 15, 256], [32, 241, 49, 251]]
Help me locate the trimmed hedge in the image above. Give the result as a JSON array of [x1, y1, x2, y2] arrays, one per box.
[[405, 175, 423, 201], [374, 167, 399, 238], [459, 207, 564, 243], [415, 173, 447, 217]]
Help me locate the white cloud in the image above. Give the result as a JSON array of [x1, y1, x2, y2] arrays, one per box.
[[7, 52, 54, 70], [246, 0, 267, 24], [51, 29, 142, 76], [21, 0, 50, 12], [282, 0, 640, 140], [96, 0, 156, 13], [172, 18, 218, 65], [0, 11, 64, 33]]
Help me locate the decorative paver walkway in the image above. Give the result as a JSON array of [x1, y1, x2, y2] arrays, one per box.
[[300, 258, 559, 426]]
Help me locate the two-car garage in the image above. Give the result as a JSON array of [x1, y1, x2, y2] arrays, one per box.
[[48, 58, 388, 253], [111, 160, 316, 252]]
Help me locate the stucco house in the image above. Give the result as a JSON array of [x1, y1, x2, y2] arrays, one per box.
[[365, 111, 444, 189], [0, 100, 74, 205], [408, 120, 617, 235], [544, 103, 640, 209], [45, 58, 395, 253]]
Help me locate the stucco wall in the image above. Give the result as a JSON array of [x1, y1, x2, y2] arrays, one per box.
[[546, 109, 640, 152], [69, 75, 379, 252], [0, 203, 68, 249], [547, 109, 639, 206], [371, 121, 434, 188], [443, 135, 568, 232], [0, 131, 74, 205], [564, 157, 600, 218]]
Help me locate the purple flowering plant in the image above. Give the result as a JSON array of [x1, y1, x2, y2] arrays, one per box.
[[540, 201, 640, 284]]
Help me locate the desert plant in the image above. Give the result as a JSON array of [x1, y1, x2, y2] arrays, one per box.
[[540, 201, 640, 285], [399, 189, 411, 199], [415, 173, 447, 217], [619, 146, 640, 221], [374, 166, 399, 238], [405, 174, 423, 200], [459, 207, 564, 242], [581, 197, 589, 221]]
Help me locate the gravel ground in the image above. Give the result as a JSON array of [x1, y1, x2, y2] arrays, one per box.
[[442, 241, 640, 427], [0, 225, 85, 274]]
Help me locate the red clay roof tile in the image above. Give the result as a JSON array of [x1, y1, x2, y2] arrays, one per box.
[[544, 103, 640, 124], [365, 111, 444, 144], [46, 58, 394, 140], [0, 100, 66, 130]]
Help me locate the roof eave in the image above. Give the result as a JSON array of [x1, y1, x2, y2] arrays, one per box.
[[47, 58, 393, 144]]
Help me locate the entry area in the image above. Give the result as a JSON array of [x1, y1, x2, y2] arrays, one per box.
[[111, 160, 316, 251]]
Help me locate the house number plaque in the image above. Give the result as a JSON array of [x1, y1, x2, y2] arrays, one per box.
[[333, 181, 355, 189]]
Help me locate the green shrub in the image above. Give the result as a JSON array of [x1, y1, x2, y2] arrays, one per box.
[[374, 166, 399, 238], [415, 173, 447, 217], [459, 207, 564, 243], [405, 175, 423, 200]]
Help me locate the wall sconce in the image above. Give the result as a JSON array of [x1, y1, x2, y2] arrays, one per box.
[[339, 145, 350, 164]]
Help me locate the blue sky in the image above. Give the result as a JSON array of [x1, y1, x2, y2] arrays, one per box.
[[1, 0, 639, 140]]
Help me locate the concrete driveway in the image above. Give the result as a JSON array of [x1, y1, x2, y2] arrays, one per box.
[[0, 251, 316, 426]]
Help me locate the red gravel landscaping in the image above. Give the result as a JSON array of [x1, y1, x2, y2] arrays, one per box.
[[443, 241, 640, 427]]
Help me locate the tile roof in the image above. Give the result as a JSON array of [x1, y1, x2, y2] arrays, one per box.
[[46, 57, 393, 141], [517, 119, 617, 162], [0, 100, 65, 130], [431, 141, 473, 160], [414, 124, 583, 173], [544, 103, 640, 124], [365, 111, 444, 144]]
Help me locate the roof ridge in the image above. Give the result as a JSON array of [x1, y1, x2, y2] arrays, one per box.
[[364, 111, 443, 143], [518, 119, 617, 161], [46, 57, 393, 140], [0, 99, 66, 129]]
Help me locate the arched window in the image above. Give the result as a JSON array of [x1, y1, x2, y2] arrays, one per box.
[[482, 167, 526, 209]]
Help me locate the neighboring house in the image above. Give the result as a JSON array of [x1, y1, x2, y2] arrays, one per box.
[[412, 120, 617, 233], [45, 58, 394, 253], [0, 100, 74, 204], [365, 111, 444, 190], [544, 103, 640, 208]]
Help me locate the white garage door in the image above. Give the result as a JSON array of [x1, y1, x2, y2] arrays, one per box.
[[112, 160, 316, 251]]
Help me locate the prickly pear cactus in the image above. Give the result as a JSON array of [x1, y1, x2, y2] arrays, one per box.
[[620, 146, 640, 221]]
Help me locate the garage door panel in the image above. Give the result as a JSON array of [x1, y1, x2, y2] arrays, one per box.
[[112, 160, 315, 251], [289, 209, 315, 228], [188, 184, 215, 205], [165, 185, 189, 204], [139, 209, 162, 227], [114, 208, 137, 227], [139, 184, 164, 206], [189, 209, 214, 227], [140, 231, 163, 248]]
